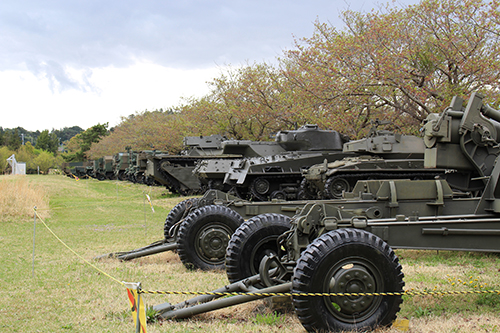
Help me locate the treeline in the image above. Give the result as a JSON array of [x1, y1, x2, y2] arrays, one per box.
[[85, 0, 500, 160], [0, 126, 84, 174]]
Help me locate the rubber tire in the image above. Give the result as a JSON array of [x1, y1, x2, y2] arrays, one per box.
[[177, 205, 244, 270], [292, 228, 404, 332], [226, 213, 291, 284], [163, 198, 199, 239]]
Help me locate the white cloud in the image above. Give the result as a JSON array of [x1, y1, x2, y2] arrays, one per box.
[[0, 62, 223, 131]]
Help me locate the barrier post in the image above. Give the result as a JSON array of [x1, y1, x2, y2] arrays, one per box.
[[124, 282, 147, 333], [32, 206, 37, 278], [143, 192, 147, 238]]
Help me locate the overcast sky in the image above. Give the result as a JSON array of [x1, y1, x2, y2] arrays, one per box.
[[0, 0, 418, 132]]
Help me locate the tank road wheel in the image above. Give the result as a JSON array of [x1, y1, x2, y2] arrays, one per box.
[[250, 177, 270, 201], [270, 190, 287, 200], [298, 178, 317, 200], [208, 179, 225, 191], [163, 198, 199, 239], [226, 214, 291, 284], [324, 176, 350, 199], [177, 205, 244, 270], [292, 228, 404, 332]]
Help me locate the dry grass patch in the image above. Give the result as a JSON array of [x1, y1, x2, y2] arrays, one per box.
[[0, 175, 49, 219]]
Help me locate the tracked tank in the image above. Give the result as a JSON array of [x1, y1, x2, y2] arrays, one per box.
[[193, 139, 289, 192], [195, 124, 351, 200], [145, 135, 240, 195], [300, 119, 479, 199], [301, 121, 426, 199]]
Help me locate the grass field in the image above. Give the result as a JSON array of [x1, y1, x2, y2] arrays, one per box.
[[1, 174, 500, 332]]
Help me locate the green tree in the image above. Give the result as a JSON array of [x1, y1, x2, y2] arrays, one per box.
[[0, 146, 14, 174], [34, 151, 56, 174], [62, 123, 109, 162], [6, 129, 21, 151], [35, 130, 59, 154], [281, 0, 500, 137], [53, 126, 83, 142], [16, 142, 37, 172]]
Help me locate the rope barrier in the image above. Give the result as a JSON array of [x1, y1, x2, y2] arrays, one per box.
[[33, 208, 125, 287], [32, 206, 500, 300], [137, 288, 500, 297]]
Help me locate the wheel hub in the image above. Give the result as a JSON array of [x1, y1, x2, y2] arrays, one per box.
[[254, 178, 270, 195], [330, 265, 376, 315], [198, 227, 230, 258]]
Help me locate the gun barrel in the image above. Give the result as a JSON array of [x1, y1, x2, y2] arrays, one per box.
[[482, 105, 500, 124]]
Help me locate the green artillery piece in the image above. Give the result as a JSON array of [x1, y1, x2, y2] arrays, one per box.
[[141, 92, 500, 332]]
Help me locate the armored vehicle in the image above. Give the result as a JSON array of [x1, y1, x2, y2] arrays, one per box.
[[145, 134, 236, 195], [195, 124, 351, 200], [194, 139, 289, 192], [112, 152, 130, 181], [93, 156, 115, 180], [148, 133, 301, 195], [147, 92, 500, 332], [299, 120, 475, 199], [221, 123, 428, 201], [123, 151, 139, 182], [62, 161, 94, 178]]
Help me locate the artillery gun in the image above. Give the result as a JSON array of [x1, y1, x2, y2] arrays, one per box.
[[197, 124, 351, 201], [137, 93, 500, 332]]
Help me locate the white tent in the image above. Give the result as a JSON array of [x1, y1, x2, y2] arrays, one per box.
[[6, 154, 26, 175]]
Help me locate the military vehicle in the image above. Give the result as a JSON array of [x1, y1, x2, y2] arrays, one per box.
[[220, 123, 430, 201], [123, 151, 138, 182], [114, 93, 500, 332], [148, 133, 308, 195], [112, 152, 130, 181], [193, 139, 289, 193], [196, 124, 351, 201], [145, 134, 236, 195], [62, 161, 94, 178], [299, 123, 428, 199], [93, 156, 115, 180]]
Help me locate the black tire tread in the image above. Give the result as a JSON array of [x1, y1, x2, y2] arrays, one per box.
[[226, 213, 291, 284], [292, 228, 404, 332], [163, 198, 199, 238], [177, 205, 243, 270]]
